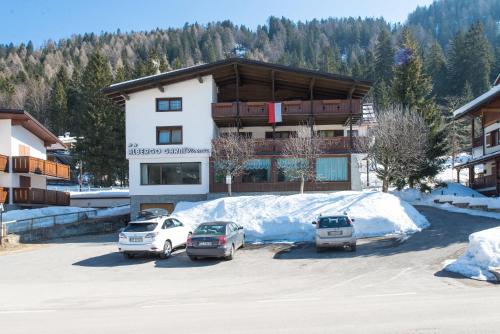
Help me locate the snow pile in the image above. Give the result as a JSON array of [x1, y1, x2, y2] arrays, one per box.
[[431, 183, 484, 197], [172, 191, 429, 242], [445, 227, 500, 281]]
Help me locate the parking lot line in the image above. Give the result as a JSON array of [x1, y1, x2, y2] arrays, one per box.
[[256, 297, 321, 303], [355, 292, 417, 298], [141, 302, 217, 309]]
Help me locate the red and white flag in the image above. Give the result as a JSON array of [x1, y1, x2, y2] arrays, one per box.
[[267, 102, 282, 123]]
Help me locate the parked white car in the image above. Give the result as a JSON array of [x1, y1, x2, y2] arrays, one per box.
[[312, 214, 357, 252], [118, 209, 192, 259]]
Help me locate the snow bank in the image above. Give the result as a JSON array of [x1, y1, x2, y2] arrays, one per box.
[[70, 189, 129, 198], [445, 227, 500, 281], [431, 183, 484, 197], [172, 191, 429, 242]]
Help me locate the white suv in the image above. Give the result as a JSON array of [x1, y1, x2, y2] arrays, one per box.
[[118, 210, 192, 259], [312, 215, 356, 252]]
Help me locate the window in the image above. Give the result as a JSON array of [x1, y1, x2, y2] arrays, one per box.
[[317, 130, 344, 138], [346, 130, 359, 137], [316, 157, 348, 181], [156, 98, 182, 112], [487, 129, 499, 147], [140, 162, 201, 185], [265, 131, 296, 139], [277, 158, 307, 182], [157, 127, 182, 145], [242, 159, 271, 183]]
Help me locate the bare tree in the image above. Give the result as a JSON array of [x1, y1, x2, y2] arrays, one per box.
[[281, 124, 322, 194], [359, 107, 429, 192], [211, 128, 255, 196]]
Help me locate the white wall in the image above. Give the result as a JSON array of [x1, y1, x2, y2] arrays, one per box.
[[11, 125, 47, 159], [125, 75, 216, 196], [0, 120, 12, 196]]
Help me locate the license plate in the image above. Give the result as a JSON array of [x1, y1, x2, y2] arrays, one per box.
[[130, 237, 143, 242], [328, 231, 342, 236], [199, 241, 213, 246]]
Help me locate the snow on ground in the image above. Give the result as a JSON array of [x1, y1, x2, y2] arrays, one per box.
[[435, 154, 471, 184], [70, 189, 129, 198], [3, 205, 130, 234], [172, 191, 429, 242], [445, 226, 500, 281], [393, 183, 500, 219]]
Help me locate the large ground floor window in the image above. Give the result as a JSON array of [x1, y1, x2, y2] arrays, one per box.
[[141, 162, 201, 185], [316, 157, 348, 181], [242, 159, 272, 183]]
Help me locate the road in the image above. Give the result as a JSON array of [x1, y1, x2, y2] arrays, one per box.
[[0, 206, 499, 334]]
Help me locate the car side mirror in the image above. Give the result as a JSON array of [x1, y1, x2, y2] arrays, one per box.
[[311, 221, 317, 225], [351, 219, 355, 222], [238, 226, 244, 230]]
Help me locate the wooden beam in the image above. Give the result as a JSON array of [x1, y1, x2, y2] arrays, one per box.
[[120, 92, 130, 100]]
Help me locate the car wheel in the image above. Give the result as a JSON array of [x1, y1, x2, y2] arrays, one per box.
[[350, 243, 357, 252], [123, 252, 133, 259], [188, 255, 198, 261], [159, 240, 172, 259], [225, 245, 235, 261]]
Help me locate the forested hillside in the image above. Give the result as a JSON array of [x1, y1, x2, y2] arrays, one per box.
[[0, 0, 498, 185]]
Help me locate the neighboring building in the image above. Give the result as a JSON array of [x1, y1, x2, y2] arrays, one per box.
[[47, 132, 78, 186], [0, 109, 71, 209], [103, 58, 372, 214], [454, 82, 500, 196]]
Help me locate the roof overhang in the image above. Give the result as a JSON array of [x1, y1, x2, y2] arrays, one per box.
[[103, 58, 372, 106], [455, 151, 500, 169], [453, 85, 500, 120], [0, 109, 64, 147]]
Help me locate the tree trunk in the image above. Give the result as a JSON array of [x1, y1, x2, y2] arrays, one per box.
[[382, 177, 389, 193], [300, 176, 305, 194], [227, 183, 232, 197]]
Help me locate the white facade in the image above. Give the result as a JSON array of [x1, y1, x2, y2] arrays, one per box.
[[0, 119, 49, 203], [125, 75, 216, 196]]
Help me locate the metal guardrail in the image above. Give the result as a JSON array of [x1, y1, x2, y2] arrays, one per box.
[[4, 209, 98, 234]]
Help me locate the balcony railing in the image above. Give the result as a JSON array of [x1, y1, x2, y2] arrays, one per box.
[[0, 154, 8, 172], [212, 99, 362, 125], [471, 175, 498, 190], [12, 188, 70, 206], [0, 187, 8, 204], [12, 156, 70, 180]]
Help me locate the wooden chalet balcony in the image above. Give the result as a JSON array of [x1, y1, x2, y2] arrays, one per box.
[[471, 175, 498, 190], [13, 188, 70, 206], [216, 137, 367, 155], [0, 187, 8, 204], [212, 99, 362, 126], [0, 154, 8, 172], [12, 156, 70, 180]]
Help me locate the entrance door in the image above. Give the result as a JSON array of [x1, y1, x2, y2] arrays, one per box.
[[140, 202, 175, 214]]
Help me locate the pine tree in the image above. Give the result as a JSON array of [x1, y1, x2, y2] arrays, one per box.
[[446, 31, 467, 96], [47, 67, 69, 135], [463, 22, 493, 97], [424, 42, 447, 101], [76, 51, 122, 187], [374, 28, 394, 83]]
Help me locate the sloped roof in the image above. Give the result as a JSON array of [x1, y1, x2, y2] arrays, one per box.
[[0, 109, 63, 146], [453, 84, 500, 119], [103, 58, 372, 106]]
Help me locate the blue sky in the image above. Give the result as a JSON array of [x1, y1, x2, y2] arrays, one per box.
[[1, 0, 435, 46]]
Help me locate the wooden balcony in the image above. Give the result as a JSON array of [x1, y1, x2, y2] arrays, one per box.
[[250, 137, 366, 155], [471, 174, 498, 190], [12, 156, 70, 180], [212, 99, 362, 126], [13, 188, 70, 206], [0, 187, 8, 204], [0, 154, 8, 172]]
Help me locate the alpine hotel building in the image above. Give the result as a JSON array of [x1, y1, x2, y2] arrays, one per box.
[[104, 58, 372, 215]]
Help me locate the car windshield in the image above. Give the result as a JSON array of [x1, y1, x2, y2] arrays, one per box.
[[137, 208, 169, 219], [318, 217, 351, 228], [194, 224, 226, 235], [124, 222, 158, 232]]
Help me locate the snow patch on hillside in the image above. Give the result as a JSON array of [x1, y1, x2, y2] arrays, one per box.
[[172, 191, 429, 242]]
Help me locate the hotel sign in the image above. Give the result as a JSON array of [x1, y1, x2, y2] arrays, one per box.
[[127, 143, 210, 156]]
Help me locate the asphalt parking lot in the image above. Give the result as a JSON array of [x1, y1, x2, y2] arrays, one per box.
[[0, 206, 499, 334]]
